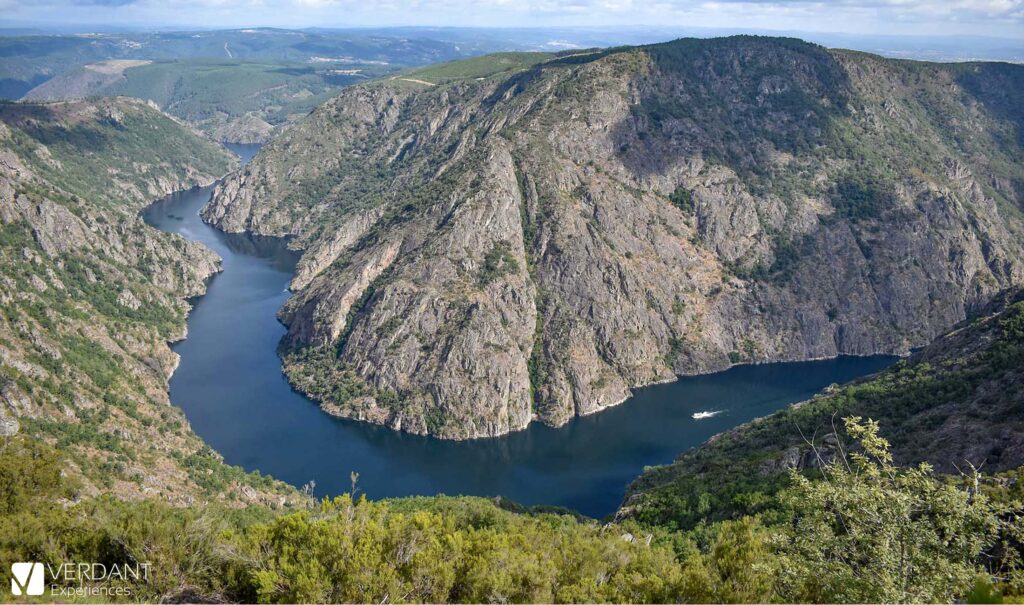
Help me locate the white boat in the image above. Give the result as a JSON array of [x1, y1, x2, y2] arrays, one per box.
[[692, 410, 722, 420]]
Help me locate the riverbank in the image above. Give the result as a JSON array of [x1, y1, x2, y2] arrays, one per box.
[[138, 143, 895, 517]]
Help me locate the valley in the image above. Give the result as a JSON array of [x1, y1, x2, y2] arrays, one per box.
[[0, 21, 1022, 604], [140, 166, 904, 515], [21, 59, 392, 143], [0, 97, 298, 506]]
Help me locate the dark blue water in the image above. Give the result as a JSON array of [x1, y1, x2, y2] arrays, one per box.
[[143, 143, 896, 518]]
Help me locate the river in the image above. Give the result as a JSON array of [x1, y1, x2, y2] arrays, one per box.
[[142, 143, 896, 518]]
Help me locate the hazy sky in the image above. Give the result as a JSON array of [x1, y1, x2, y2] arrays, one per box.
[[1, 0, 1022, 38]]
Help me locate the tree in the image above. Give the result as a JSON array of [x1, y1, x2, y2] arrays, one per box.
[[677, 516, 778, 603], [775, 417, 999, 603]]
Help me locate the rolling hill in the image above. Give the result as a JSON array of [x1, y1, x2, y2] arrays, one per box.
[[22, 58, 392, 142]]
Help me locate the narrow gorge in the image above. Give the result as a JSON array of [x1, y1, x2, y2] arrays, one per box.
[[146, 144, 895, 516]]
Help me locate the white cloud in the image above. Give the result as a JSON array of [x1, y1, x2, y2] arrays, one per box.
[[2, 0, 1021, 37]]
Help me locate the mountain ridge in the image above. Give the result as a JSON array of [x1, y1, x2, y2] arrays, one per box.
[[204, 36, 1024, 439], [20, 59, 388, 143]]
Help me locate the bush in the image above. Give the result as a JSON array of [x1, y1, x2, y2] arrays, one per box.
[[829, 170, 896, 221], [668, 186, 694, 213], [775, 417, 999, 603], [477, 241, 519, 287]]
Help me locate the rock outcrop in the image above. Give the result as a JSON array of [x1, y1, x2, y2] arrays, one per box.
[[205, 37, 1024, 439]]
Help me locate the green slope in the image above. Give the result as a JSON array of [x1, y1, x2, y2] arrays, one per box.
[[0, 97, 235, 204], [622, 289, 1024, 531], [400, 51, 556, 84]]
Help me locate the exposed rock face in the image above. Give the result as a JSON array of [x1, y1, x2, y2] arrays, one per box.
[[206, 113, 275, 144], [205, 37, 1024, 439], [22, 60, 153, 101]]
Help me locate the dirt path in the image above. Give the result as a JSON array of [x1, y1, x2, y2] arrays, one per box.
[[392, 77, 434, 86]]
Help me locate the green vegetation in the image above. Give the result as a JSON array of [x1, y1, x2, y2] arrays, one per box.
[[108, 60, 358, 118], [0, 97, 292, 505], [403, 52, 554, 85], [0, 28, 485, 100], [829, 169, 897, 221], [0, 436, 682, 603], [100, 59, 394, 142], [627, 292, 1024, 535], [2, 412, 1020, 603], [776, 418, 1002, 603], [633, 36, 849, 180], [668, 185, 694, 213], [285, 345, 400, 412], [477, 240, 519, 287], [527, 304, 549, 413], [0, 98, 235, 206]]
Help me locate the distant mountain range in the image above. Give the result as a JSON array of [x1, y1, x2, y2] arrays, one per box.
[[0, 28, 490, 100], [2, 26, 1021, 99], [19, 58, 387, 143]]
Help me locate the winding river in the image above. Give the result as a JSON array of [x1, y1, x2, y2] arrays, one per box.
[[143, 143, 896, 518]]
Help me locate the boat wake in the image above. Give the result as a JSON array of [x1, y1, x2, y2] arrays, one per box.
[[692, 410, 723, 420]]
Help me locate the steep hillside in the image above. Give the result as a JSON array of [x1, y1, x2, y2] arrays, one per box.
[[620, 288, 1024, 529], [19, 60, 154, 100], [204, 37, 1024, 439], [22, 59, 394, 143], [0, 98, 295, 506]]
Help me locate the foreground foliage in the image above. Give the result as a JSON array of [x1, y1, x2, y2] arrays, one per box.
[[2, 417, 1020, 603], [776, 418, 1005, 603]]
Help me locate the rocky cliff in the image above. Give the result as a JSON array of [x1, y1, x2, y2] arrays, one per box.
[[0, 98, 295, 505], [204, 37, 1024, 439]]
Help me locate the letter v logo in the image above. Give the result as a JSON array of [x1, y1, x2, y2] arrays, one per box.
[[11, 562, 44, 596]]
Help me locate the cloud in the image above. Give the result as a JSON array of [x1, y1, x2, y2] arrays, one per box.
[[67, 0, 138, 5], [291, 0, 341, 6], [1, 0, 1021, 37]]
